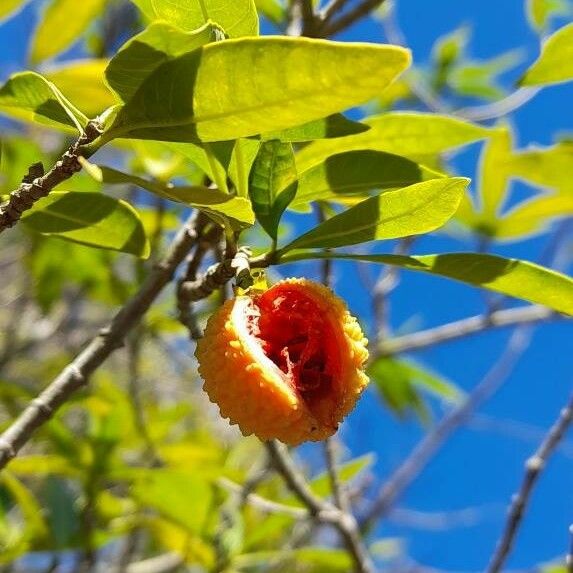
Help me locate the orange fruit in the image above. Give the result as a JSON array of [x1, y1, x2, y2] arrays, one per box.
[[195, 278, 369, 445]]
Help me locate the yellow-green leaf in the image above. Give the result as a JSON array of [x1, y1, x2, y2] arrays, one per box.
[[520, 22, 573, 86], [45, 59, 117, 117], [21, 191, 150, 258], [106, 21, 218, 104], [106, 37, 410, 144], [288, 150, 442, 209], [295, 113, 494, 174], [282, 177, 468, 251], [495, 194, 573, 239], [130, 0, 259, 37], [0, 71, 88, 131], [29, 0, 107, 64], [0, 0, 29, 23], [280, 252, 573, 316]]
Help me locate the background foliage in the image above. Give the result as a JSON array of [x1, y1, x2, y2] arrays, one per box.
[[0, 1, 572, 572]]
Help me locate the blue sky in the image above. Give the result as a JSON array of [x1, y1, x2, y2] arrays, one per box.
[[1, 1, 572, 570]]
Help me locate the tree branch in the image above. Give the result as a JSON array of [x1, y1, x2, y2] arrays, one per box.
[[266, 440, 375, 573], [321, 0, 389, 36], [487, 392, 573, 573], [378, 305, 558, 356], [0, 213, 202, 471], [361, 328, 533, 533], [0, 121, 102, 234]]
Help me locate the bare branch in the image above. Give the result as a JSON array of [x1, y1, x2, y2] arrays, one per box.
[[125, 553, 182, 573], [321, 0, 351, 23], [361, 328, 532, 533], [266, 440, 375, 573], [0, 213, 202, 471], [378, 305, 558, 356], [321, 0, 389, 36], [178, 246, 252, 303], [323, 437, 352, 515], [487, 392, 573, 573], [0, 121, 102, 234], [456, 88, 541, 122]]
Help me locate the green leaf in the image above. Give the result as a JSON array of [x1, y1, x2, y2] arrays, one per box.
[[255, 0, 285, 24], [509, 141, 573, 194], [21, 191, 150, 258], [44, 59, 117, 118], [291, 548, 353, 572], [83, 162, 255, 230], [0, 0, 29, 23], [306, 454, 375, 500], [130, 0, 259, 37], [280, 252, 573, 316], [527, 0, 570, 32], [131, 470, 212, 534], [106, 37, 410, 144], [0, 71, 88, 131], [29, 0, 107, 64], [368, 356, 463, 420], [295, 113, 494, 174], [478, 127, 513, 218], [520, 23, 573, 86], [495, 194, 573, 239], [262, 114, 370, 143], [249, 140, 297, 239], [282, 178, 468, 251], [106, 21, 218, 104], [288, 150, 443, 209]]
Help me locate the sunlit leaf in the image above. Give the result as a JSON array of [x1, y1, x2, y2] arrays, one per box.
[[106, 21, 218, 103], [369, 356, 463, 421], [282, 178, 468, 250], [105, 37, 410, 143], [249, 140, 297, 239], [527, 0, 570, 32], [509, 141, 573, 194], [132, 471, 212, 534], [0, 0, 29, 23], [254, 0, 285, 24], [295, 113, 494, 173], [130, 0, 259, 37], [29, 0, 106, 64], [280, 252, 573, 316], [0, 71, 88, 131], [478, 126, 513, 217], [288, 150, 443, 209], [262, 114, 370, 142], [21, 191, 150, 257], [83, 162, 255, 230], [45, 59, 117, 117], [495, 194, 573, 239], [520, 22, 573, 86]]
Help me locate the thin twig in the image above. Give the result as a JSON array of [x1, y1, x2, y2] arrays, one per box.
[[0, 121, 102, 234], [266, 440, 375, 573], [361, 328, 533, 533], [372, 237, 416, 343], [0, 213, 202, 471], [322, 0, 389, 36], [378, 305, 557, 356], [177, 246, 252, 303], [321, 0, 351, 23], [456, 88, 541, 122], [323, 437, 353, 515], [487, 392, 573, 573]]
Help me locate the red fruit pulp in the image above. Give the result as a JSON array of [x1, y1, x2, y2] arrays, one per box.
[[252, 284, 340, 407]]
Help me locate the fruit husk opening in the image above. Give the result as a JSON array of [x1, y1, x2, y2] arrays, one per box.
[[246, 283, 342, 422]]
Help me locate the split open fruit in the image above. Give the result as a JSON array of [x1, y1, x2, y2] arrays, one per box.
[[195, 278, 369, 445]]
